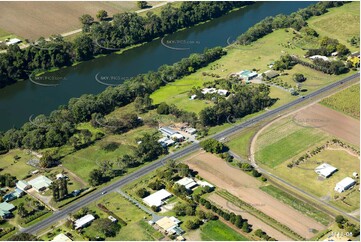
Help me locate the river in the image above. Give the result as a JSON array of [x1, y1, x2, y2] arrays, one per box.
[[0, 1, 312, 131]]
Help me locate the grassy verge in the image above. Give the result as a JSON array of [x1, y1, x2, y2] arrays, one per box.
[[217, 190, 305, 241], [260, 184, 331, 226]]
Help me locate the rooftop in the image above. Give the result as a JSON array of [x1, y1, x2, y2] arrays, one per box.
[[28, 175, 52, 191], [175, 177, 198, 190], [52, 233, 72, 242], [315, 163, 337, 178], [74, 214, 95, 229], [143, 189, 172, 207]]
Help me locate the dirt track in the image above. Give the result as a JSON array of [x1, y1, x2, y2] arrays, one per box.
[[208, 193, 292, 241], [0, 1, 137, 39], [185, 152, 326, 239], [294, 103, 360, 146]]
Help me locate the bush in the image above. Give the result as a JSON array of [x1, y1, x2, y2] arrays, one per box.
[[136, 188, 150, 198], [200, 139, 228, 154]]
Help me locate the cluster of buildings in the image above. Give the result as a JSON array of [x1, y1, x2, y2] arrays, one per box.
[[314, 163, 357, 193], [158, 126, 197, 148], [16, 175, 52, 192]]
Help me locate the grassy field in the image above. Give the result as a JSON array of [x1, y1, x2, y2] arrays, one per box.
[[307, 1, 360, 52], [82, 192, 163, 241], [0, 149, 37, 179], [200, 220, 248, 241], [226, 125, 260, 159], [260, 185, 331, 226], [255, 117, 329, 168], [320, 84, 360, 120], [273, 148, 360, 212]]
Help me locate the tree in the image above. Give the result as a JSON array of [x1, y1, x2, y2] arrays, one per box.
[[184, 219, 201, 230], [92, 218, 121, 237], [96, 10, 108, 21], [136, 188, 149, 198], [234, 215, 243, 228], [79, 14, 94, 25], [242, 221, 250, 233], [157, 102, 170, 114], [292, 73, 306, 83], [89, 169, 104, 186], [137, 1, 148, 9], [200, 138, 227, 154], [17, 203, 28, 218], [335, 215, 346, 224]]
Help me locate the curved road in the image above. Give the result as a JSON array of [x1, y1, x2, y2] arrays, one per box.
[[23, 73, 359, 235]]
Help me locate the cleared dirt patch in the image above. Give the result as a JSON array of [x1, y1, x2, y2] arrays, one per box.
[[208, 193, 292, 241], [184, 152, 326, 239], [294, 103, 360, 146], [0, 1, 138, 39]]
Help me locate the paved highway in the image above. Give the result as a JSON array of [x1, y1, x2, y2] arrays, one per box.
[[23, 73, 359, 235]]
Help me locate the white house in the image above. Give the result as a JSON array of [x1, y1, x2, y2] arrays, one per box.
[[314, 163, 337, 178], [6, 38, 21, 46], [309, 55, 329, 61], [143, 189, 172, 207], [158, 137, 175, 147], [217, 89, 229, 96], [201, 88, 217, 94], [185, 128, 197, 135], [175, 177, 198, 190], [155, 216, 184, 235], [74, 214, 95, 229], [334, 177, 356, 193]]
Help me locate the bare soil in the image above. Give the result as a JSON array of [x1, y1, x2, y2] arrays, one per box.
[[184, 152, 326, 239], [294, 103, 360, 146], [0, 1, 138, 40]]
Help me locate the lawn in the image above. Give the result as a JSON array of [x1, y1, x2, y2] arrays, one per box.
[[226, 125, 259, 159], [307, 1, 360, 52], [260, 185, 331, 226], [273, 148, 360, 212], [83, 192, 163, 241], [320, 84, 360, 120], [200, 220, 248, 241], [0, 149, 36, 179], [255, 117, 329, 168]]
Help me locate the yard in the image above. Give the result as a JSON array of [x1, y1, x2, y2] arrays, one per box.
[[320, 84, 360, 120], [0, 149, 37, 179], [199, 220, 248, 241], [307, 1, 360, 52], [273, 148, 360, 212]]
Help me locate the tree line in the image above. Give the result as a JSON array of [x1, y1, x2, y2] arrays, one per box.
[[237, 1, 349, 45], [0, 1, 251, 89], [0, 47, 226, 152]]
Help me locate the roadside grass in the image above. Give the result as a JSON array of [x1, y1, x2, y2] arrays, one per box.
[[320, 84, 360, 120], [260, 185, 331, 226], [307, 1, 360, 51], [0, 149, 36, 179], [200, 220, 248, 241], [255, 124, 328, 168], [226, 125, 260, 159], [273, 148, 360, 212]]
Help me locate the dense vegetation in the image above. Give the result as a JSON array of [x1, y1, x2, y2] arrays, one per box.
[[237, 1, 349, 45], [0, 47, 226, 152], [0, 1, 251, 88]]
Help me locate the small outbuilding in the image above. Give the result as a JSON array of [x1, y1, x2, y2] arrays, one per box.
[[6, 38, 21, 46], [334, 177, 356, 193], [185, 128, 197, 135], [263, 70, 279, 79], [315, 163, 337, 178]]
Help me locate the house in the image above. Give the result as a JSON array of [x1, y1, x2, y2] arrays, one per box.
[[309, 55, 329, 61], [237, 70, 258, 81], [175, 177, 198, 190], [197, 180, 214, 189], [155, 216, 184, 235], [5, 38, 21, 46], [334, 177, 356, 193], [171, 133, 184, 142], [331, 51, 338, 57], [217, 89, 229, 96], [3, 188, 24, 202], [315, 163, 337, 178], [108, 215, 117, 223], [0, 202, 15, 218], [201, 88, 217, 95], [28, 175, 52, 192], [159, 127, 177, 137], [52, 233, 72, 242], [16, 180, 31, 191], [185, 127, 197, 135], [158, 137, 175, 147], [143, 189, 172, 207], [263, 70, 279, 79], [190, 94, 197, 100], [74, 214, 95, 229]]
